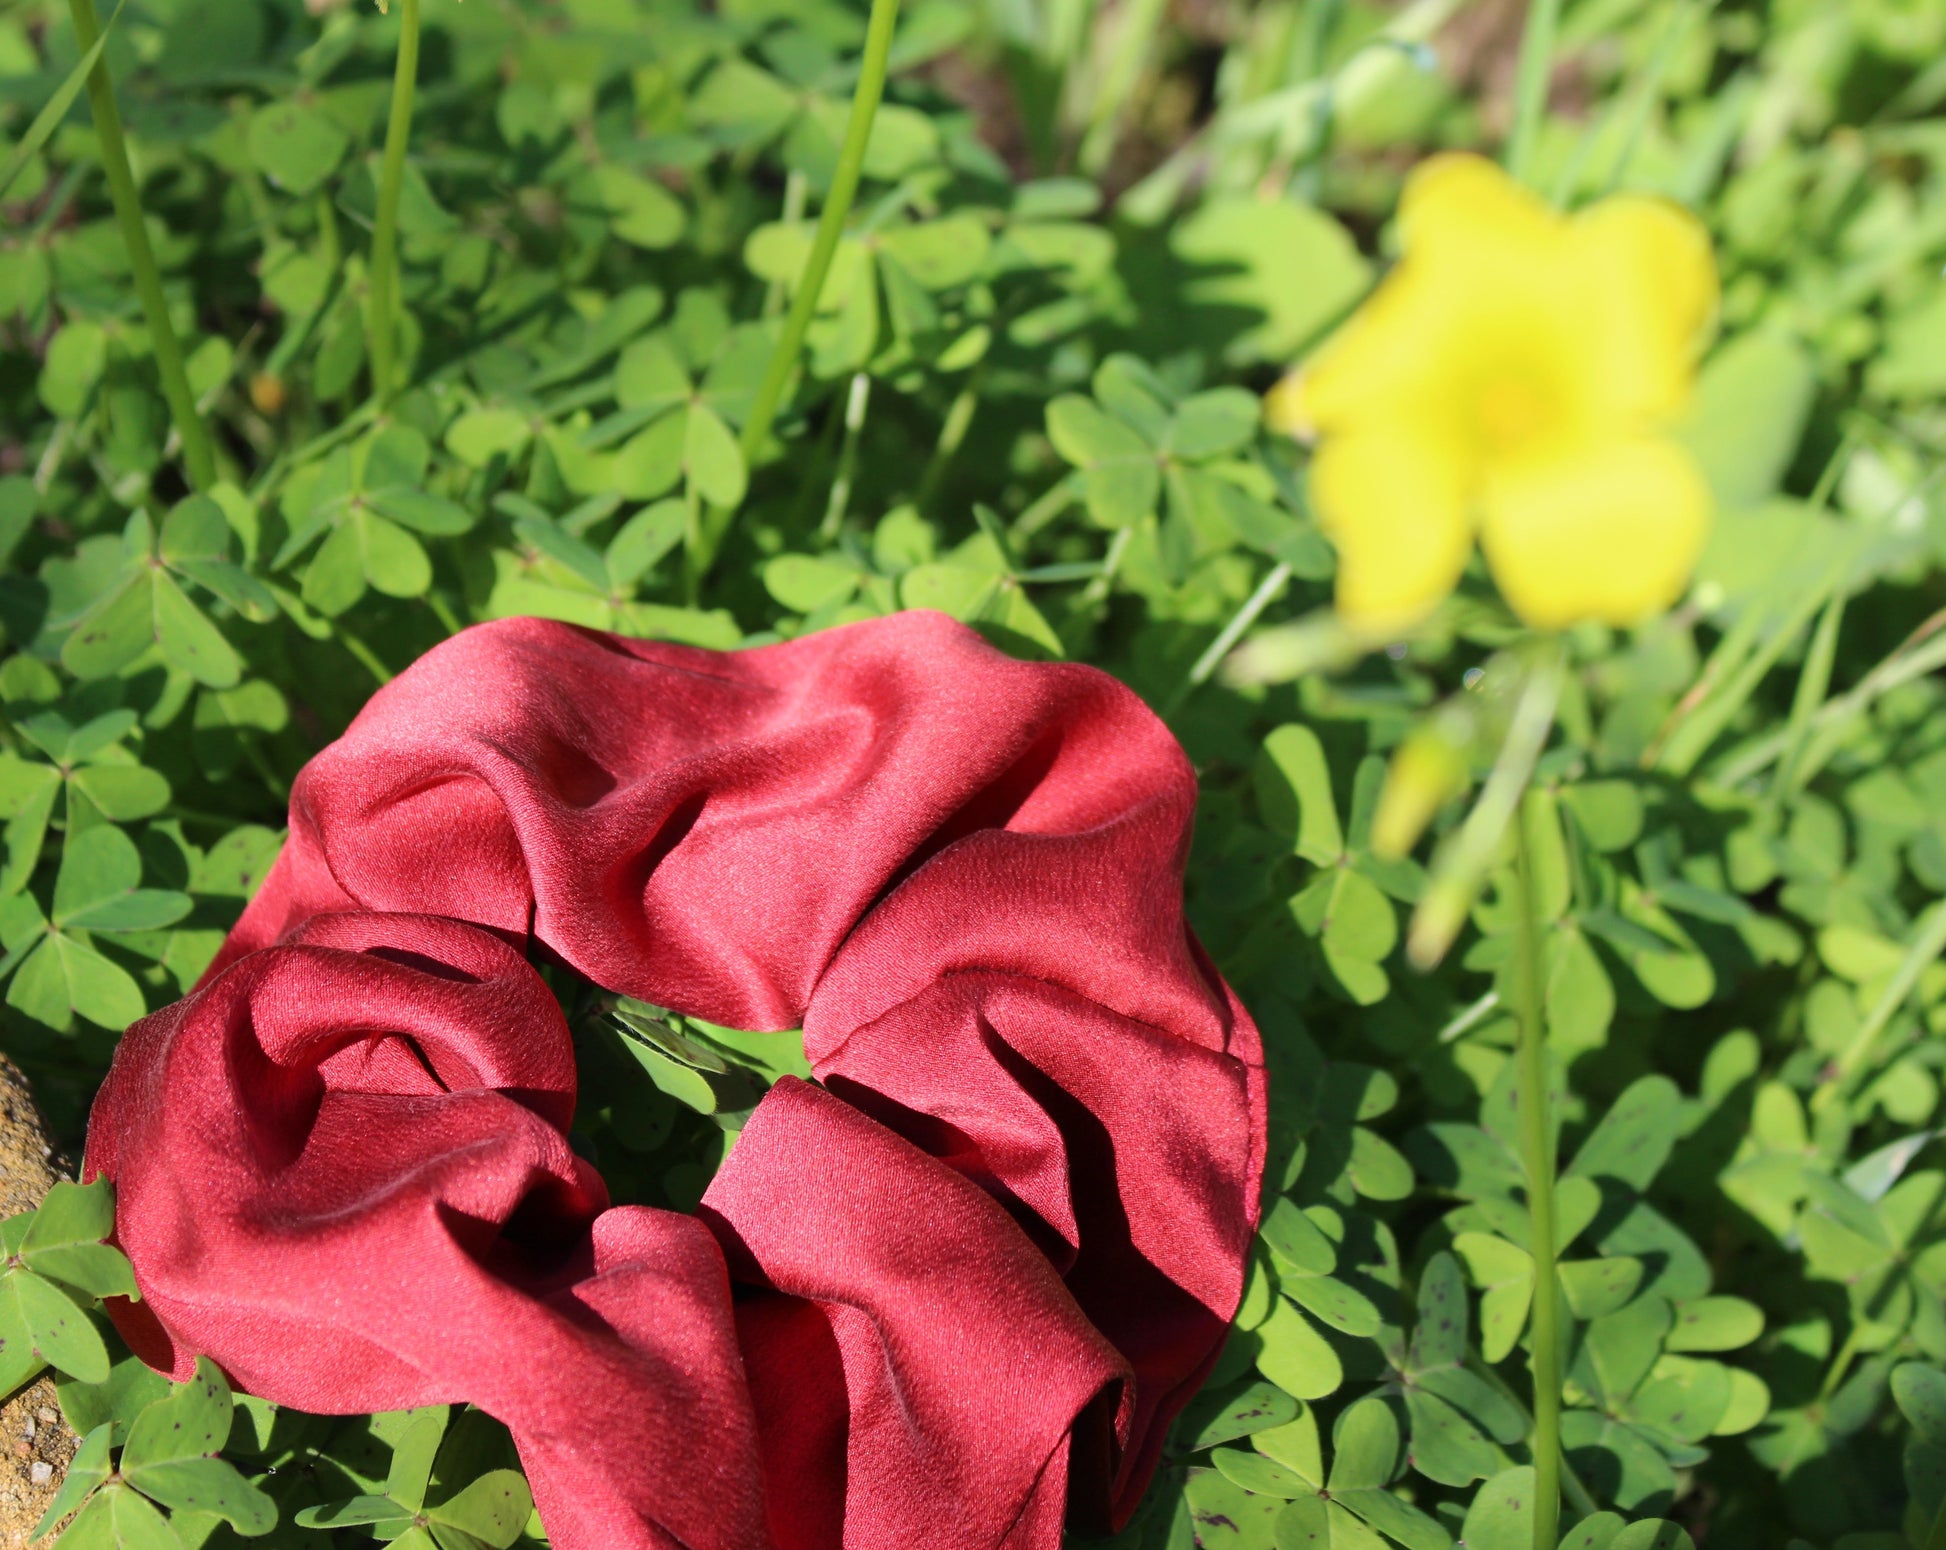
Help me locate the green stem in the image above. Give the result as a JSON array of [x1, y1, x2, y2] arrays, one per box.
[[1512, 793, 1562, 1550], [1265, 0, 1341, 197], [917, 360, 984, 513], [1816, 1324, 1864, 1407], [1817, 899, 1946, 1107], [368, 0, 422, 405], [1506, 0, 1563, 184], [682, 481, 704, 603], [1591, 0, 1712, 199], [1462, 1353, 1599, 1519], [1408, 646, 1562, 968], [1771, 587, 1845, 801], [1435, 989, 1501, 1045], [1072, 524, 1131, 615], [764, 171, 808, 318], [66, 0, 217, 491], [1654, 575, 1834, 777], [1076, 0, 1170, 176], [1166, 561, 1292, 716], [819, 372, 873, 542], [335, 622, 393, 686], [736, 0, 901, 474], [425, 589, 464, 637], [1014, 472, 1080, 540], [1715, 604, 1946, 789]]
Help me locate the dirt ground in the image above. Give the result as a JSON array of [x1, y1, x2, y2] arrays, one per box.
[[0, 1056, 79, 1548]]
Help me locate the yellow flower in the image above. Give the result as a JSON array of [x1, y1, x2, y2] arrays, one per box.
[[1273, 153, 1718, 635]]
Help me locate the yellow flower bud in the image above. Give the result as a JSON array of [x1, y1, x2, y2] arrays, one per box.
[[1371, 724, 1470, 860]]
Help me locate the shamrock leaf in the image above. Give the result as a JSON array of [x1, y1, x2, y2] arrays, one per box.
[[5, 826, 188, 1032], [120, 1357, 276, 1534], [60, 499, 273, 688]]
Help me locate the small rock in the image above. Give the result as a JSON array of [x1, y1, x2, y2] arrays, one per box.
[[0, 1054, 66, 1218], [0, 1056, 81, 1549]]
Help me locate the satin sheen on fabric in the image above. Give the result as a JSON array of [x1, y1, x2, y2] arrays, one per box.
[[86, 611, 1267, 1550]]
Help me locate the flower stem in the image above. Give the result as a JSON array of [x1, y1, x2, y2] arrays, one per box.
[[1506, 0, 1562, 184], [1512, 792, 1561, 1550], [1463, 1351, 1599, 1520], [368, 0, 422, 405], [66, 0, 217, 491], [734, 0, 900, 476], [1407, 646, 1561, 968]]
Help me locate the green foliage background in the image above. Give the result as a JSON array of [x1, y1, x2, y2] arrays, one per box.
[[5, 0, 1946, 1544]]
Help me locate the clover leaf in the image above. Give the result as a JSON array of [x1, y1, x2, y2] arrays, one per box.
[[275, 424, 475, 617], [2, 826, 189, 1033], [298, 1404, 533, 1550], [0, 1180, 133, 1394], [59, 497, 275, 690], [32, 1356, 275, 1544]]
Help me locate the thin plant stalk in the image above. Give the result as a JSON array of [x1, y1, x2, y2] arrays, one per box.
[[335, 620, 393, 686], [1505, 0, 1563, 184], [918, 351, 993, 513], [1077, 0, 1171, 176], [1713, 605, 1946, 787], [764, 171, 808, 317], [819, 372, 873, 542], [1265, 0, 1342, 197], [1512, 794, 1562, 1550], [1407, 647, 1562, 968], [1167, 561, 1292, 716], [1771, 588, 1844, 800], [737, 0, 901, 472], [368, 0, 423, 405], [1593, 0, 1713, 198], [1072, 524, 1131, 615], [1014, 472, 1079, 540], [1435, 989, 1500, 1045], [66, 0, 217, 490], [1461, 1353, 1599, 1519], [1817, 900, 1946, 1108], [1654, 574, 1835, 777]]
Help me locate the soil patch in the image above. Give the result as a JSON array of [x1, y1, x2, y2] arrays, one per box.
[[0, 1055, 80, 1548]]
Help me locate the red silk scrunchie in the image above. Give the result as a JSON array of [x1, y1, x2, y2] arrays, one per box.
[[87, 611, 1267, 1550]]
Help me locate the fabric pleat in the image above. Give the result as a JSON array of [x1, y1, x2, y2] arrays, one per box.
[[88, 611, 1266, 1550]]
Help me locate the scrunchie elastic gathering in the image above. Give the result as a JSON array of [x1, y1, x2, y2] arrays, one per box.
[[86, 610, 1267, 1550]]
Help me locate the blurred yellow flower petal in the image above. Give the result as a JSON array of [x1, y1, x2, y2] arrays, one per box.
[[1289, 282, 1430, 432], [1398, 151, 1558, 260], [1571, 195, 1718, 423], [1372, 725, 1470, 860], [1480, 438, 1712, 631], [1280, 152, 1719, 633], [1263, 370, 1314, 439], [1310, 430, 1473, 634]]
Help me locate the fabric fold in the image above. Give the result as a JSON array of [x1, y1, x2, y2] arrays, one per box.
[[90, 611, 1267, 1549], [91, 913, 773, 1550]]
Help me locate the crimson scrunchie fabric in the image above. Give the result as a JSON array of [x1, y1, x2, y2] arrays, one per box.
[[87, 610, 1267, 1550]]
